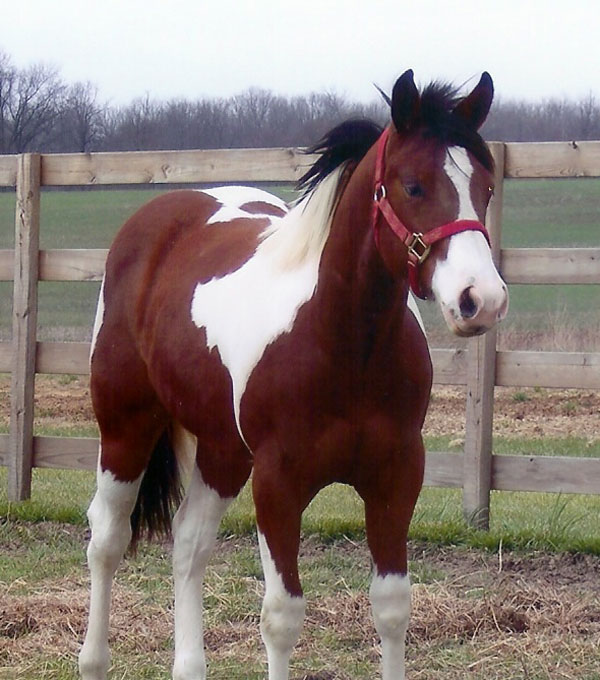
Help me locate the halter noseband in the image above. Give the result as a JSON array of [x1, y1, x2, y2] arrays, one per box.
[[371, 127, 491, 299]]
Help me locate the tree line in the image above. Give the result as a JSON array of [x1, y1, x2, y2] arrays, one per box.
[[1, 51, 599, 154]]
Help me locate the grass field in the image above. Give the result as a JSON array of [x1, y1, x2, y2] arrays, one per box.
[[1, 178, 599, 345], [1, 464, 600, 555], [1, 466, 600, 679]]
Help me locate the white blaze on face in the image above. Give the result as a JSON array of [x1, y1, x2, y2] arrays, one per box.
[[431, 147, 508, 335]]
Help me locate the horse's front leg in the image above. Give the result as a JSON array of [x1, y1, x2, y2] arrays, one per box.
[[252, 455, 306, 680], [358, 435, 425, 680]]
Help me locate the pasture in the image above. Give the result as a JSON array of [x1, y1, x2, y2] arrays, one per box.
[[1, 179, 599, 347], [1, 177, 599, 678]]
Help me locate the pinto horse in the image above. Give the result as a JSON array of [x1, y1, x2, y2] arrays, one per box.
[[79, 70, 508, 680]]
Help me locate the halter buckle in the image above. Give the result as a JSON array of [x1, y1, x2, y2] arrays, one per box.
[[373, 183, 386, 202], [406, 233, 431, 265]]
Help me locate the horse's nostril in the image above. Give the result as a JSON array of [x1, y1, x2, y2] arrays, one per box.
[[459, 287, 479, 319]]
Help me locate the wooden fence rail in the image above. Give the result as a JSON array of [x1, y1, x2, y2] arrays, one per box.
[[1, 142, 599, 528]]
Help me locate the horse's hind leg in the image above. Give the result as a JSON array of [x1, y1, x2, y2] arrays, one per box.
[[79, 448, 146, 679], [79, 347, 168, 679], [172, 432, 252, 680]]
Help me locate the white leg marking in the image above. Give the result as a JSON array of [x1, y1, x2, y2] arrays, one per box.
[[257, 531, 306, 680], [79, 460, 143, 680], [172, 467, 233, 680], [171, 422, 199, 491], [370, 572, 411, 680]]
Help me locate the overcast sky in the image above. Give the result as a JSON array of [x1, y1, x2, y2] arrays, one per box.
[[2, 0, 599, 106]]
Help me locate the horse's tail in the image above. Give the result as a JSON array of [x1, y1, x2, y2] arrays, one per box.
[[129, 425, 192, 550]]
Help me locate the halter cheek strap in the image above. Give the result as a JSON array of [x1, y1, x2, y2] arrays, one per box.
[[371, 127, 491, 299]]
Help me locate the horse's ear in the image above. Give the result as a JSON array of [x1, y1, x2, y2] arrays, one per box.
[[452, 72, 494, 130], [391, 69, 421, 132]]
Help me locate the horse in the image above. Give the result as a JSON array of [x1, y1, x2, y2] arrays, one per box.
[[78, 69, 508, 680]]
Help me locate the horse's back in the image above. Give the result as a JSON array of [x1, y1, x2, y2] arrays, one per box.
[[99, 187, 287, 332]]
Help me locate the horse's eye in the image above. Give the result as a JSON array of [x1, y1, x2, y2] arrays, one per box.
[[487, 185, 495, 198], [404, 182, 423, 198]]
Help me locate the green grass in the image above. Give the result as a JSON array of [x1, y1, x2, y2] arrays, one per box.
[[1, 464, 599, 555], [501, 177, 600, 248], [1, 179, 599, 343]]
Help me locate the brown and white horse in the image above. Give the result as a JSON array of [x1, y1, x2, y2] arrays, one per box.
[[79, 70, 508, 680]]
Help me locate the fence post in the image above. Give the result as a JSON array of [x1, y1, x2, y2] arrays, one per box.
[[462, 143, 505, 530], [9, 153, 41, 501]]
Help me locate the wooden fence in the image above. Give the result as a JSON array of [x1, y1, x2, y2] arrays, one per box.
[[1, 142, 599, 529]]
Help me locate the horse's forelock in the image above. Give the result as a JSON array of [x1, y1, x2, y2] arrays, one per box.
[[417, 81, 494, 172]]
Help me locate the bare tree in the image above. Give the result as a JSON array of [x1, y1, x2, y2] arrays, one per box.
[[6, 62, 66, 152], [0, 52, 17, 152], [231, 88, 276, 147], [577, 92, 599, 139], [107, 94, 161, 150], [56, 81, 106, 152]]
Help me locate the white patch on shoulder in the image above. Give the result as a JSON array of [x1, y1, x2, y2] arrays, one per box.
[[191, 176, 340, 447], [191, 237, 320, 445], [206, 205, 258, 224]]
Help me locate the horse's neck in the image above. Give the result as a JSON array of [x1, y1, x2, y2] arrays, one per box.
[[314, 154, 409, 354]]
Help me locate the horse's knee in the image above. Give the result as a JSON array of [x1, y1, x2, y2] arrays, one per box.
[[260, 590, 306, 653], [370, 572, 411, 640], [257, 530, 305, 655], [86, 470, 141, 572]]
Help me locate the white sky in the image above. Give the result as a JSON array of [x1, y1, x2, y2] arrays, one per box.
[[2, 0, 599, 106]]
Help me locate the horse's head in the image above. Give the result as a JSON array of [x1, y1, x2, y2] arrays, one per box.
[[375, 70, 508, 337]]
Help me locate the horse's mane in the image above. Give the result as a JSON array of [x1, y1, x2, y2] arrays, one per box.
[[260, 119, 382, 271], [263, 81, 493, 272], [296, 81, 493, 200], [297, 119, 383, 200]]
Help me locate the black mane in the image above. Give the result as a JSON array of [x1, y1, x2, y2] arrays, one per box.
[[296, 119, 382, 199], [296, 80, 493, 199]]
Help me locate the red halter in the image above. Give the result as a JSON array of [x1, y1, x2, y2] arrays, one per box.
[[370, 127, 491, 299]]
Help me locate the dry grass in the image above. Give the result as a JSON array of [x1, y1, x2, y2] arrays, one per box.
[[497, 307, 600, 353], [1, 539, 599, 680]]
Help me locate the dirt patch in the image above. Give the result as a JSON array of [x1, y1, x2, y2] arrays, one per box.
[[425, 385, 600, 441], [1, 533, 599, 678], [1, 375, 599, 442]]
